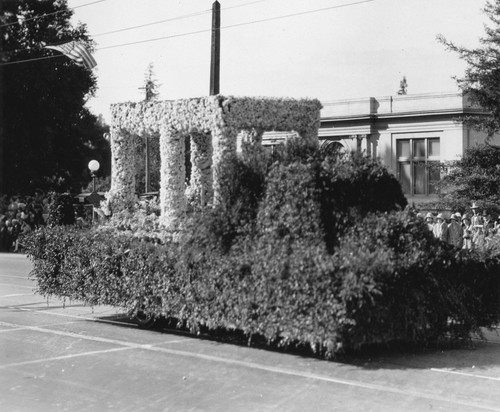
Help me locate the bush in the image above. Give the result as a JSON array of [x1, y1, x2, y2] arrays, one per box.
[[183, 145, 270, 254], [318, 152, 407, 250], [47, 192, 75, 226], [23, 212, 500, 358], [208, 142, 408, 253], [332, 212, 450, 348], [256, 161, 324, 242], [438, 144, 500, 211], [333, 212, 500, 348], [22, 139, 500, 358]]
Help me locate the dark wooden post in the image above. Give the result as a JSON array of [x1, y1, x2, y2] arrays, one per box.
[[145, 135, 150, 193], [210, 1, 220, 95], [0, 65, 3, 195], [139, 81, 154, 194]]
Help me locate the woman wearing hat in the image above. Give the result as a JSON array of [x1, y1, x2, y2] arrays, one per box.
[[433, 213, 449, 243], [425, 212, 435, 232], [448, 212, 463, 249]]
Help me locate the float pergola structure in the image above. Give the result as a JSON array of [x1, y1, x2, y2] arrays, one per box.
[[107, 95, 322, 229]]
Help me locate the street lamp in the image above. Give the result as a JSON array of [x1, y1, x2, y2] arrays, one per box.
[[88, 160, 100, 193], [87, 160, 101, 224]]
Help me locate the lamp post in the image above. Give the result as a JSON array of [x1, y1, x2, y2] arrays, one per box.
[[88, 160, 100, 223], [88, 160, 100, 192]]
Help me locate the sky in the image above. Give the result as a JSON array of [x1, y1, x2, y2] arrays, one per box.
[[66, 0, 490, 123]]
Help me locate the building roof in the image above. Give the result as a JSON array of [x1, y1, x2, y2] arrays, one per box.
[[320, 91, 485, 121]]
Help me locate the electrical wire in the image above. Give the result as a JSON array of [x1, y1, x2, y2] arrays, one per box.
[[0, 0, 375, 66], [99, 0, 375, 50], [93, 0, 266, 38], [93, 10, 210, 37], [0, 0, 106, 29], [0, 0, 265, 55]]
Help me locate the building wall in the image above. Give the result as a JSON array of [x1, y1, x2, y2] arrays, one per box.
[[317, 92, 500, 203], [260, 92, 500, 202]]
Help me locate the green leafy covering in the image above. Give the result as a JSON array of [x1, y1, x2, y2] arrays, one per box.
[[22, 141, 500, 358]]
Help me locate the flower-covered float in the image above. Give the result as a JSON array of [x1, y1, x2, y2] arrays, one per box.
[[105, 95, 322, 229]]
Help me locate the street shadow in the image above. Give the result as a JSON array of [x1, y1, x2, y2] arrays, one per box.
[[93, 313, 500, 372], [338, 335, 500, 372]]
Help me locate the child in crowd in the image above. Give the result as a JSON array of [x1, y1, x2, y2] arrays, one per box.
[[425, 212, 434, 232], [433, 213, 449, 242], [462, 214, 473, 250]]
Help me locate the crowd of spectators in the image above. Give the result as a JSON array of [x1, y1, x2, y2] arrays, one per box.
[[0, 191, 51, 253], [0, 192, 94, 253], [3, 191, 500, 254], [421, 202, 500, 251]]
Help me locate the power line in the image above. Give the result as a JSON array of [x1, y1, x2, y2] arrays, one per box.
[[93, 0, 266, 38], [0, 0, 106, 29], [98, 28, 208, 50], [96, 0, 267, 39], [0, 0, 375, 66], [0, 0, 265, 55], [99, 0, 375, 51], [223, 0, 376, 33], [93, 10, 210, 38]]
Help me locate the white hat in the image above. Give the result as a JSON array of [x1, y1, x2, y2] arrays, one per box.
[[425, 212, 434, 219], [436, 213, 445, 220], [454, 212, 461, 219], [471, 202, 479, 209]]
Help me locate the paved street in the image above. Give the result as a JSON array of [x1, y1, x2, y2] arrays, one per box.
[[2, 252, 500, 411]]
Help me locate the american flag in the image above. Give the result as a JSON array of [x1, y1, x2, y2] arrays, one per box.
[[45, 41, 97, 70]]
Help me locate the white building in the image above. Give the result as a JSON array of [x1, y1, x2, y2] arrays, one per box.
[[264, 91, 500, 204]]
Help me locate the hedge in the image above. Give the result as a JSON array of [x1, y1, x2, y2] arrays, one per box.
[[22, 211, 500, 358], [21, 144, 500, 358]]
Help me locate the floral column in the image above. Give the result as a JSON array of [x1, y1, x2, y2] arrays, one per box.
[[106, 126, 137, 212], [211, 124, 238, 205], [188, 132, 213, 208], [159, 126, 186, 229]]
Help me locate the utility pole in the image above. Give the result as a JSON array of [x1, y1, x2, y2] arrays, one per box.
[[138, 83, 152, 193], [139, 63, 158, 194], [144, 127, 151, 194], [0, 64, 3, 195], [210, 0, 220, 95]]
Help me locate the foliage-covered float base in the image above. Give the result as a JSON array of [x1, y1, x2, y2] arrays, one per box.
[[24, 148, 500, 358], [23, 214, 500, 358]]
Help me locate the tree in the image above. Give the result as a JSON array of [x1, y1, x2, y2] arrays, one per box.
[[397, 76, 408, 95], [437, 144, 500, 213], [438, 0, 500, 136], [0, 0, 110, 195], [141, 62, 159, 102]]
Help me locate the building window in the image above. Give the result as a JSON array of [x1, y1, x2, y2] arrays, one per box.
[[320, 140, 345, 156], [397, 138, 440, 195]]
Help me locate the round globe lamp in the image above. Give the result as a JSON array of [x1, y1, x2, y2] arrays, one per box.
[[88, 160, 100, 192]]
